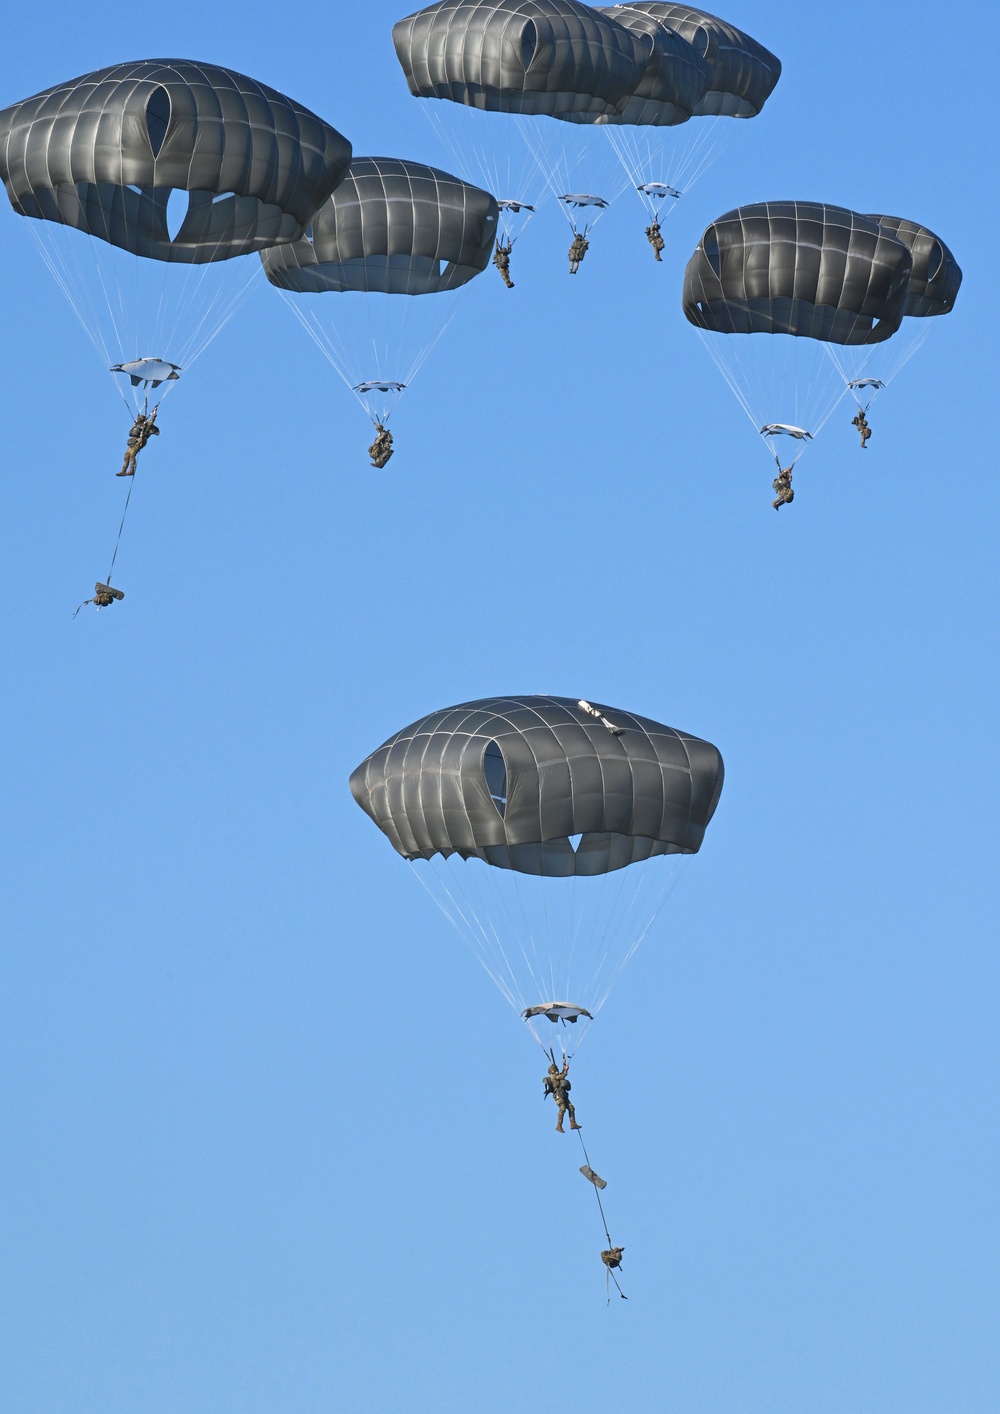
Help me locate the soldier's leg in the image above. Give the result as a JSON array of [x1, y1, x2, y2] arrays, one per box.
[[555, 1100, 566, 1132]]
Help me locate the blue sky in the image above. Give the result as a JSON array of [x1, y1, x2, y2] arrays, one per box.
[[1, 4, 998, 1411]]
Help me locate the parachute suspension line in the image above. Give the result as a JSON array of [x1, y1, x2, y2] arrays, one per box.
[[482, 859, 551, 1007], [696, 329, 764, 445], [590, 857, 686, 1017], [105, 463, 139, 587], [422, 106, 547, 243], [576, 1130, 627, 1302], [27, 225, 127, 404], [824, 320, 933, 396], [605, 117, 722, 222], [410, 862, 525, 1015]]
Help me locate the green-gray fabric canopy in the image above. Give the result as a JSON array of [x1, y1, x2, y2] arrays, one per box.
[[350, 694, 724, 877], [0, 59, 352, 262]]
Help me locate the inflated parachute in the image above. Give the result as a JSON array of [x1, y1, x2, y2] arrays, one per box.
[[683, 201, 915, 466], [262, 156, 497, 430], [864, 217, 961, 318], [559, 5, 781, 244], [0, 60, 350, 409], [0, 59, 351, 602], [627, 4, 781, 117], [393, 0, 649, 116], [0, 59, 351, 260], [351, 694, 723, 1051], [393, 0, 652, 256], [823, 214, 962, 425], [591, 6, 711, 126]]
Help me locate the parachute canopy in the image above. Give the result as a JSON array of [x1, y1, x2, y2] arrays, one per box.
[[350, 694, 724, 878], [588, 5, 712, 126], [0, 59, 352, 262], [392, 0, 650, 117], [260, 156, 498, 295], [620, 4, 781, 117], [683, 201, 914, 345], [864, 215, 962, 318], [110, 357, 181, 388], [760, 423, 811, 440], [523, 1002, 593, 1023]]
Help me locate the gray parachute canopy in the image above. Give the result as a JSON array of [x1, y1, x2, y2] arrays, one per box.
[[349, 694, 724, 877], [260, 157, 498, 295], [0, 59, 352, 263], [683, 201, 914, 345], [392, 0, 651, 117], [864, 215, 962, 319], [615, 4, 781, 117], [569, 6, 711, 126]]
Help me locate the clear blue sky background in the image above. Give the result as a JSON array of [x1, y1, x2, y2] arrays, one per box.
[[2, 4, 997, 1411]]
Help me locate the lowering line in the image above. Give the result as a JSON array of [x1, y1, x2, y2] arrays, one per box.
[[576, 1129, 627, 1303]]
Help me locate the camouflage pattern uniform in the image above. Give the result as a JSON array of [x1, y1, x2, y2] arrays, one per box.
[[601, 1246, 624, 1270], [568, 234, 590, 274], [851, 409, 872, 448], [771, 466, 794, 510], [493, 240, 514, 289], [645, 221, 665, 261], [368, 424, 394, 469], [544, 1061, 581, 1132], [117, 408, 160, 476]]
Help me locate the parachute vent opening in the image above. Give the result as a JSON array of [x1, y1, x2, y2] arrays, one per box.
[[146, 87, 171, 158], [164, 189, 187, 243], [211, 191, 238, 205], [483, 741, 508, 819], [568, 834, 583, 852], [520, 20, 538, 70], [304, 224, 315, 245]]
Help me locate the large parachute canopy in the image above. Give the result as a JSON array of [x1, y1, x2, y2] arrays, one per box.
[[0, 60, 352, 415], [261, 156, 498, 295], [0, 59, 352, 262], [820, 214, 963, 417], [351, 695, 724, 1051], [392, 0, 651, 118], [863, 215, 962, 319], [621, 3, 781, 118], [590, 6, 712, 126], [391, 0, 653, 247], [683, 201, 912, 345], [683, 201, 921, 463], [262, 157, 498, 426], [556, 6, 781, 232]]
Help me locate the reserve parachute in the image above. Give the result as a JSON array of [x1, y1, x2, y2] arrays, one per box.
[[350, 694, 724, 1055]]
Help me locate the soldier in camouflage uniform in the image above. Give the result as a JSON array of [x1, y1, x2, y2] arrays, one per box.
[[771, 465, 794, 510], [568, 233, 590, 274], [493, 240, 514, 289], [645, 221, 665, 261], [117, 407, 160, 476], [851, 407, 872, 449], [368, 423, 394, 469], [544, 1060, 581, 1132], [601, 1246, 624, 1271]]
